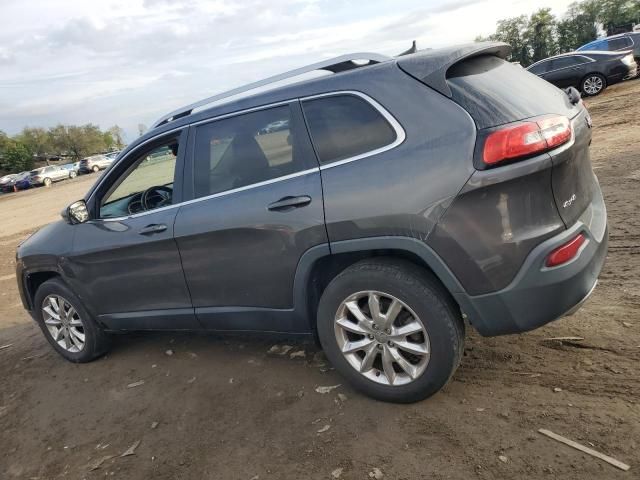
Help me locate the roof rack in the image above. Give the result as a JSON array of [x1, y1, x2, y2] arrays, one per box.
[[151, 52, 391, 128]]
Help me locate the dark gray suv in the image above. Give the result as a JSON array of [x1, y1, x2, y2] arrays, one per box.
[[16, 42, 608, 402]]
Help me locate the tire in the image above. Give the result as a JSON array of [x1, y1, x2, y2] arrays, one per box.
[[43, 177, 52, 187], [316, 258, 464, 403], [69, 171, 77, 179], [34, 278, 110, 363], [92, 165, 100, 173], [581, 73, 606, 96]]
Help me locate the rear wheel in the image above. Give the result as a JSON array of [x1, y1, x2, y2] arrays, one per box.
[[581, 73, 606, 96], [34, 278, 110, 362], [92, 165, 100, 173], [316, 259, 464, 403], [69, 171, 77, 179], [43, 177, 52, 187]]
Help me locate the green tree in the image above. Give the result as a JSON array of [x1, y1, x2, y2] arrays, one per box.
[[557, 2, 599, 52], [526, 8, 558, 63], [0, 141, 34, 173], [49, 124, 109, 160], [15, 127, 52, 160], [107, 125, 125, 149]]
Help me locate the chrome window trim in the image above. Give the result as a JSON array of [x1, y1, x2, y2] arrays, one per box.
[[92, 90, 405, 222], [97, 167, 321, 222], [88, 125, 185, 205], [300, 90, 406, 170], [528, 55, 595, 75]]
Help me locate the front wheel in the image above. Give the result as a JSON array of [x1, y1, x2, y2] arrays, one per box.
[[43, 177, 52, 187], [316, 259, 464, 403], [92, 165, 100, 173], [581, 73, 606, 96], [34, 278, 111, 362], [69, 171, 77, 179]]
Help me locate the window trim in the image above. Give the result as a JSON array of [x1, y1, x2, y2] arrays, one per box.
[[532, 55, 594, 75], [90, 90, 405, 221], [88, 129, 187, 222], [300, 91, 405, 169]]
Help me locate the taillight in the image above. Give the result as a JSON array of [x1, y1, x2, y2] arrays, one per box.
[[482, 115, 572, 166], [545, 233, 586, 267]]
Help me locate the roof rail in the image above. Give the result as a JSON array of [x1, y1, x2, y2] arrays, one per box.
[[151, 52, 391, 128]]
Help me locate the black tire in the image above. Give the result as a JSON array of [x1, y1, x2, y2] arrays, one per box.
[[69, 171, 77, 179], [92, 165, 100, 173], [581, 73, 607, 96], [34, 278, 110, 363], [316, 258, 464, 403], [43, 177, 52, 187]]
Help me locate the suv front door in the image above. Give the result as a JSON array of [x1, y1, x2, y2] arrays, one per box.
[[174, 102, 327, 332], [67, 130, 198, 330]]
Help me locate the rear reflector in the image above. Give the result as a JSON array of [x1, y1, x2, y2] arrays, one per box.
[[483, 115, 572, 166], [545, 233, 586, 267]]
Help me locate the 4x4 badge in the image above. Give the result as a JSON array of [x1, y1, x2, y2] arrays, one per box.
[[563, 193, 577, 208]]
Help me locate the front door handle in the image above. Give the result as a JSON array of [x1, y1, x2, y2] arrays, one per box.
[[267, 195, 312, 212], [139, 224, 167, 235]]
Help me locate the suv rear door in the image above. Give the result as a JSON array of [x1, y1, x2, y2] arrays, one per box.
[[174, 101, 327, 332]]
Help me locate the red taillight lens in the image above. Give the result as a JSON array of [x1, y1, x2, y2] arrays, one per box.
[[545, 233, 586, 267], [483, 115, 572, 166]]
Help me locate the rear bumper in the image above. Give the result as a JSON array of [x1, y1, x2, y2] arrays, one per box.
[[457, 189, 608, 336]]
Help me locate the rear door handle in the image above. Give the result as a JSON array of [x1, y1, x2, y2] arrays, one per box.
[[267, 195, 312, 212], [139, 224, 167, 235]]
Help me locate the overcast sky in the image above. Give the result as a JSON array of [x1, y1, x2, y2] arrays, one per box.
[[0, 0, 574, 141]]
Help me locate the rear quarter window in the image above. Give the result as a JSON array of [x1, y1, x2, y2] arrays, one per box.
[[301, 94, 397, 165]]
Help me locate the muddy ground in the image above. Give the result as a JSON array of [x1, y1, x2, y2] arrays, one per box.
[[0, 81, 639, 480]]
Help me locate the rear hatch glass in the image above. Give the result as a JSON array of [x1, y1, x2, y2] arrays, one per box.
[[447, 56, 579, 129], [446, 55, 595, 228]]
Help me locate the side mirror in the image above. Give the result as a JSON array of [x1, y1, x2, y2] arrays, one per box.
[[62, 200, 90, 224]]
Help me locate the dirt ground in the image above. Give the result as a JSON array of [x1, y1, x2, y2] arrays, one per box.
[[0, 81, 639, 480]]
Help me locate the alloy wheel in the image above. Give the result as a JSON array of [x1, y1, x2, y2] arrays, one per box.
[[333, 291, 430, 386], [583, 76, 603, 95], [42, 295, 85, 353], [43, 178, 52, 187]]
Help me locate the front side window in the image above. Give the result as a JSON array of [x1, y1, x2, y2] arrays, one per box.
[[528, 60, 549, 74], [193, 104, 311, 198], [550, 57, 580, 70], [99, 141, 178, 218], [301, 95, 397, 164]]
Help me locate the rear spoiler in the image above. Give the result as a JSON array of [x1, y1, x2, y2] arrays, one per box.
[[396, 42, 511, 98]]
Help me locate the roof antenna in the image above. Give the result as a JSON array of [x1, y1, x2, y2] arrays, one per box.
[[398, 40, 417, 56]]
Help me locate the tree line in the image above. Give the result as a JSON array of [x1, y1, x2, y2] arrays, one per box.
[[476, 0, 639, 66], [0, 125, 126, 174]]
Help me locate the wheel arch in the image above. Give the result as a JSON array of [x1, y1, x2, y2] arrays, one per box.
[[23, 270, 62, 310], [294, 237, 470, 331]]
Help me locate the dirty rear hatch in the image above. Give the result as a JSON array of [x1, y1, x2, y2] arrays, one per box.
[[401, 48, 595, 228]]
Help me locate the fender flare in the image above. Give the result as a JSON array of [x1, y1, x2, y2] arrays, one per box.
[[292, 236, 477, 328]]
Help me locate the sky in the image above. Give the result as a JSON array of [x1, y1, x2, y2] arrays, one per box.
[[0, 0, 575, 142]]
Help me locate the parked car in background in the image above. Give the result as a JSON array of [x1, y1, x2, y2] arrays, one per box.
[[527, 50, 637, 96], [16, 42, 608, 403], [577, 32, 640, 63], [60, 163, 79, 178], [1, 171, 31, 192], [78, 154, 115, 174], [0, 174, 17, 192], [29, 165, 72, 187]]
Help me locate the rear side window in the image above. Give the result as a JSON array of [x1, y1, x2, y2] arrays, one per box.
[[550, 56, 583, 69], [301, 95, 397, 164], [193, 104, 313, 197], [447, 55, 576, 130], [608, 37, 632, 50]]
